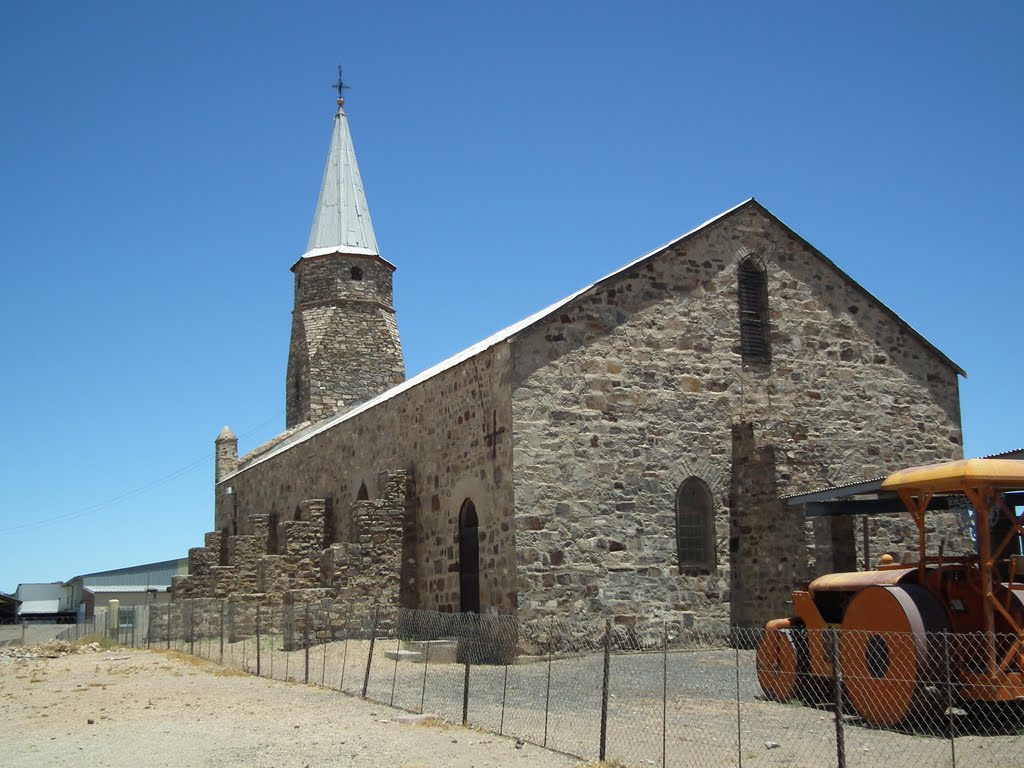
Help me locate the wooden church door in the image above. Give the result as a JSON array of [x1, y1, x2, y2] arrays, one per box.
[[459, 500, 480, 613]]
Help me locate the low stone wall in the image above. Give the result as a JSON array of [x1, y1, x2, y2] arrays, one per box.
[[173, 471, 413, 644]]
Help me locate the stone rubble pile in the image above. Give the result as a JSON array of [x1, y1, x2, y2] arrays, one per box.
[[0, 640, 103, 660]]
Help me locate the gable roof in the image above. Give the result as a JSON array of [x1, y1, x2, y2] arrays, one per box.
[[227, 199, 963, 476]]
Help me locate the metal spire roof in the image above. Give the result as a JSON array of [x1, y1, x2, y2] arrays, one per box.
[[304, 91, 379, 259]]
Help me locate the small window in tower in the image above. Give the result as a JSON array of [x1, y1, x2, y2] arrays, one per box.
[[350, 266, 363, 281], [738, 257, 771, 364]]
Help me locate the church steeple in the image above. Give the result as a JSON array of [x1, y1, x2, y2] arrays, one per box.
[[304, 67, 379, 258], [285, 71, 405, 428]]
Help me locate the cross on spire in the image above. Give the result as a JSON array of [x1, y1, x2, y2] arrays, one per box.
[[332, 65, 349, 106]]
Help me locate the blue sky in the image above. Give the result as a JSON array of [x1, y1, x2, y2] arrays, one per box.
[[1, 2, 1021, 593]]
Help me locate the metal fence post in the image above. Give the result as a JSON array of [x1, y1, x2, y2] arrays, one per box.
[[543, 632, 553, 748], [322, 614, 328, 687], [147, 605, 153, 650], [462, 659, 471, 726], [219, 600, 225, 664], [600, 618, 611, 761], [21, 621, 26, 645], [256, 604, 262, 677], [419, 634, 430, 713], [304, 603, 311, 684], [362, 606, 380, 698], [131, 606, 136, 648], [735, 628, 743, 768], [662, 621, 668, 768], [944, 630, 956, 768], [499, 661, 508, 735], [390, 634, 400, 706], [830, 627, 846, 768], [189, 602, 195, 656], [166, 603, 171, 650], [270, 606, 276, 679], [340, 605, 351, 692]]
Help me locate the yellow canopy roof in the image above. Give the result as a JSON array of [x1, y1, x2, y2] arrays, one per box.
[[881, 459, 1024, 494]]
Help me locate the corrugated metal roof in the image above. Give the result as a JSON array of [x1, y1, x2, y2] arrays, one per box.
[[781, 477, 888, 504], [304, 104, 379, 258], [985, 448, 1024, 460], [785, 454, 1024, 503], [84, 585, 170, 594], [71, 558, 188, 588], [226, 198, 966, 478]]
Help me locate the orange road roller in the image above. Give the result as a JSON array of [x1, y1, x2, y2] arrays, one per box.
[[756, 459, 1024, 727]]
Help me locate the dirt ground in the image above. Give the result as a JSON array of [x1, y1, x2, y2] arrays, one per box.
[[0, 647, 578, 768]]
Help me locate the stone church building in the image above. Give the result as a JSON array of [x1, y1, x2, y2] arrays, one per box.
[[173, 90, 966, 632]]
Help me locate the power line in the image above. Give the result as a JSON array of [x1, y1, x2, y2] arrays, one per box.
[[0, 411, 285, 535]]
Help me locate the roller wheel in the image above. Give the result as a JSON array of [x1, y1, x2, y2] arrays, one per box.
[[757, 627, 804, 702], [840, 585, 949, 727]]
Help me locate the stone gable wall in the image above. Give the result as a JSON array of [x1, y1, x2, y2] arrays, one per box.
[[509, 205, 965, 630]]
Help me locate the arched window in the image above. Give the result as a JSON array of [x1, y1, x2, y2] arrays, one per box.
[[676, 477, 715, 570], [738, 257, 770, 364], [350, 266, 363, 281], [459, 499, 480, 614], [356, 482, 369, 501]]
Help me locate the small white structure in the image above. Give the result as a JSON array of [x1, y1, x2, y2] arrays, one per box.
[[14, 583, 72, 621]]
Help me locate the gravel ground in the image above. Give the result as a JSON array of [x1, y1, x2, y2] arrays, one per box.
[[0, 647, 577, 768], [6, 636, 1023, 768]]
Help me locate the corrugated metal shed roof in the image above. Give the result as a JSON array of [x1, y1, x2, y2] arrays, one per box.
[[71, 558, 187, 588], [84, 585, 170, 594], [304, 104, 379, 258], [986, 448, 1024, 460]]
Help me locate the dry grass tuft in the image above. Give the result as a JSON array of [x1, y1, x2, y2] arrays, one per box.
[[158, 650, 248, 677], [72, 634, 118, 651]]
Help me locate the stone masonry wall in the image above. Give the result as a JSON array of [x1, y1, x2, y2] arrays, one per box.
[[217, 344, 517, 616], [287, 253, 404, 427], [510, 202, 965, 631]]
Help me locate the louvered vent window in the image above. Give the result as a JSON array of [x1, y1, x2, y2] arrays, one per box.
[[676, 477, 716, 570], [738, 258, 771, 364]]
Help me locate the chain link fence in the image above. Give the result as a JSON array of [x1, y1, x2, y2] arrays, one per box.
[[54, 600, 1024, 767]]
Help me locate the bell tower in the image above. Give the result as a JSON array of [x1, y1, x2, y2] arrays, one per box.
[[286, 70, 405, 428]]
